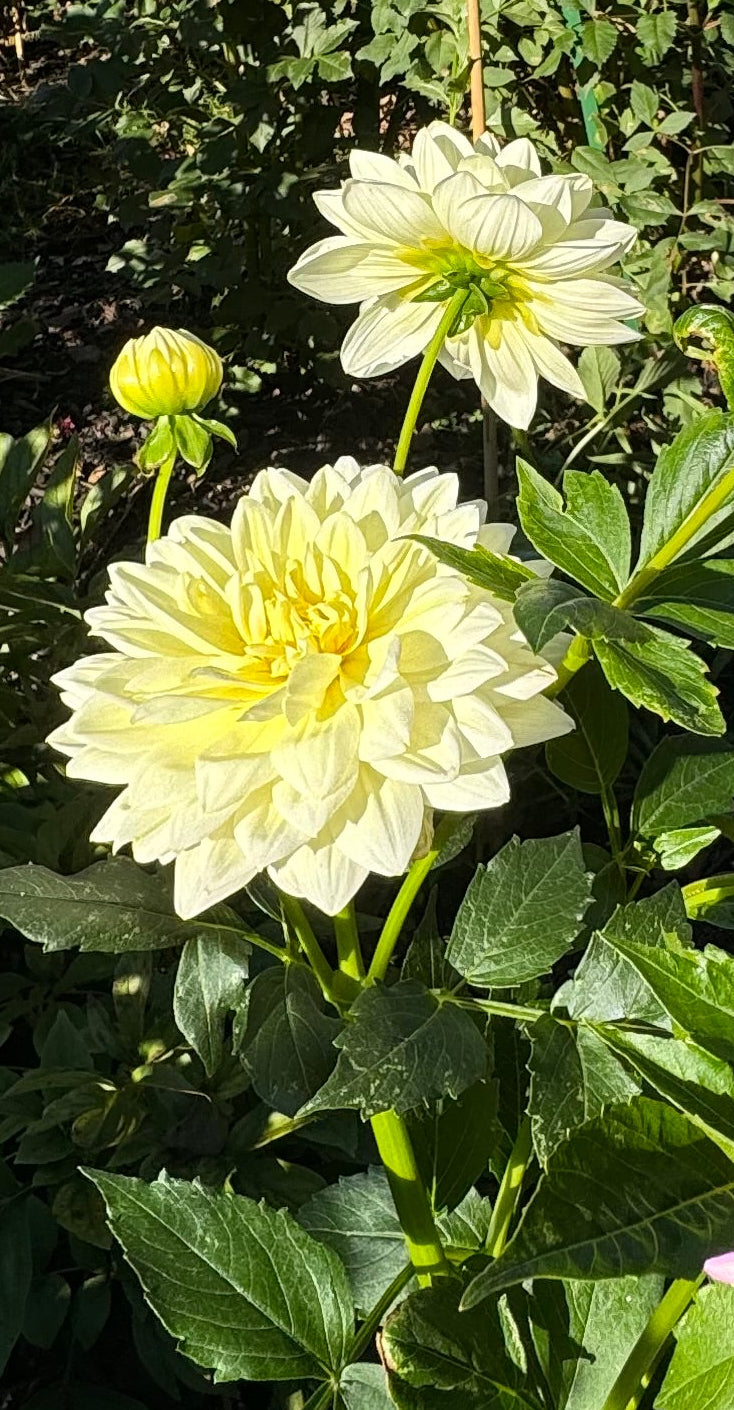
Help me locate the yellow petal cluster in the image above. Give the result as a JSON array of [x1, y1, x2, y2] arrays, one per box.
[[110, 327, 223, 419], [49, 460, 572, 917]]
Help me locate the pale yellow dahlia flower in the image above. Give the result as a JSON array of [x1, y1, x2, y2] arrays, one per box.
[[288, 122, 643, 429], [110, 327, 223, 419], [49, 460, 571, 917]]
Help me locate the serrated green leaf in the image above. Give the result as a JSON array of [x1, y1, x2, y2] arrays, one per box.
[[603, 935, 734, 1062], [411, 1079, 499, 1213], [383, 1280, 541, 1410], [173, 932, 250, 1075], [530, 1275, 664, 1410], [597, 1029, 734, 1157], [235, 965, 341, 1116], [657, 1283, 734, 1410], [410, 535, 533, 602], [546, 662, 628, 794], [655, 826, 721, 871], [517, 460, 631, 598], [579, 18, 617, 65], [577, 345, 621, 414], [630, 81, 659, 127], [593, 626, 725, 736], [447, 831, 592, 987], [632, 735, 734, 838], [636, 11, 677, 60], [528, 1016, 639, 1165], [555, 885, 690, 1027], [86, 1170, 354, 1382], [0, 858, 248, 954], [303, 980, 488, 1119], [637, 559, 734, 647], [514, 579, 647, 654], [341, 1363, 394, 1410], [464, 1099, 734, 1306], [299, 1167, 407, 1316], [636, 411, 734, 569]]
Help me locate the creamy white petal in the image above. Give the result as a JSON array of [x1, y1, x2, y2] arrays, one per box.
[[335, 772, 424, 874], [421, 757, 510, 809], [174, 833, 255, 919], [349, 150, 419, 187], [287, 236, 418, 303], [496, 137, 542, 177], [269, 836, 369, 914], [342, 179, 447, 245], [340, 296, 444, 378]]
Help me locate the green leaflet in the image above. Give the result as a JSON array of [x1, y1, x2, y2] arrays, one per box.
[[302, 980, 488, 1119], [463, 1098, 734, 1306], [447, 831, 592, 988], [86, 1170, 354, 1384]]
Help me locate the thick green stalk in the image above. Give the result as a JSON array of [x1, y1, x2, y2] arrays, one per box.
[[367, 815, 461, 983], [485, 1116, 532, 1258], [280, 894, 339, 1006], [147, 450, 177, 543], [370, 1109, 449, 1284], [615, 458, 734, 611], [392, 290, 468, 476], [601, 1277, 702, 1410], [334, 901, 365, 987]]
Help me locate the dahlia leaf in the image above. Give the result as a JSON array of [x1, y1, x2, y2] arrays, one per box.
[[593, 628, 725, 736], [300, 1167, 407, 1316], [636, 410, 734, 569], [657, 1284, 734, 1410], [0, 857, 249, 954], [595, 1029, 734, 1159], [600, 934, 734, 1062], [382, 1280, 541, 1410], [527, 1015, 639, 1166], [517, 459, 631, 598], [631, 734, 734, 839], [636, 558, 734, 647], [85, 1171, 354, 1383], [173, 932, 250, 1076], [462, 1099, 734, 1307], [530, 1276, 664, 1410], [447, 830, 592, 988], [235, 966, 341, 1116], [411, 535, 534, 602], [302, 980, 488, 1119], [546, 661, 628, 795]]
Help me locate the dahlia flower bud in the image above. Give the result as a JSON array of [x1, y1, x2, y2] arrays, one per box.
[[110, 327, 223, 419]]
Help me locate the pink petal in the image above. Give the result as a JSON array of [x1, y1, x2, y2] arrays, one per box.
[[704, 1251, 734, 1284]]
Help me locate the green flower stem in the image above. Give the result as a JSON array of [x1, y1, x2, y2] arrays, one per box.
[[600, 1277, 702, 1410], [347, 1264, 413, 1363], [367, 814, 461, 984], [333, 901, 365, 992], [682, 872, 734, 915], [147, 450, 177, 543], [280, 894, 339, 1007], [545, 634, 592, 699], [614, 457, 734, 611], [370, 1108, 450, 1284], [451, 995, 548, 1023], [392, 290, 468, 476], [485, 1116, 532, 1258]]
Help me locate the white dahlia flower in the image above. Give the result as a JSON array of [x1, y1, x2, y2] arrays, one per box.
[[49, 459, 571, 917], [288, 122, 643, 429]]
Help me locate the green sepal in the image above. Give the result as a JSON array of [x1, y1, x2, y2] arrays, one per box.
[[192, 414, 238, 451], [136, 416, 175, 473], [172, 414, 213, 473], [411, 277, 457, 304]]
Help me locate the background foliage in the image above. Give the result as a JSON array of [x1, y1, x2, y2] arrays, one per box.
[[2, 1, 734, 1408]]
